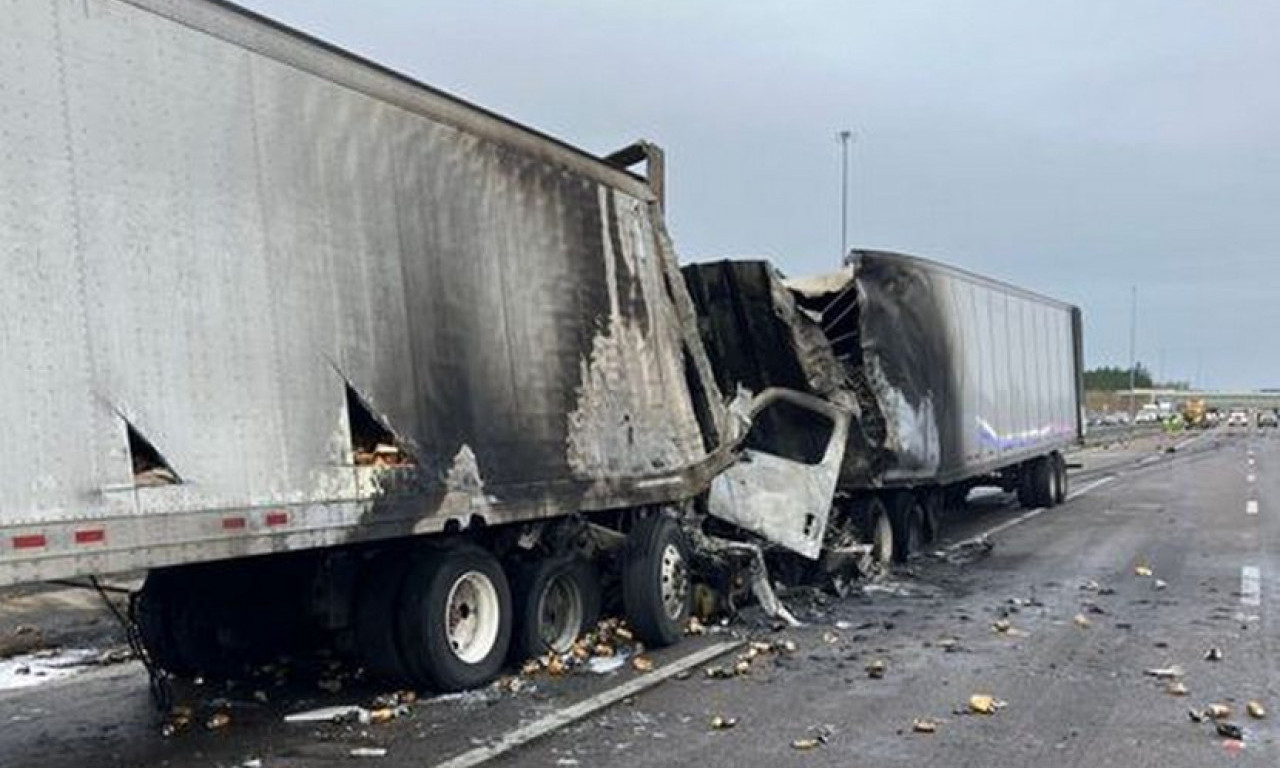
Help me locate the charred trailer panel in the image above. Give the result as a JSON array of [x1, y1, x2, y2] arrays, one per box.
[[0, 0, 726, 587], [683, 250, 1083, 491]]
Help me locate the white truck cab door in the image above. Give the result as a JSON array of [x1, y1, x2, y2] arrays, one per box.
[[706, 389, 850, 560]]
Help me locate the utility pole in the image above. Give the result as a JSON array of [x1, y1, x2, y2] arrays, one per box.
[[1128, 285, 1138, 435], [838, 129, 853, 266]]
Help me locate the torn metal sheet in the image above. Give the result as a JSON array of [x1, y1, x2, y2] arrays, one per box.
[[686, 527, 801, 627], [705, 389, 850, 560]]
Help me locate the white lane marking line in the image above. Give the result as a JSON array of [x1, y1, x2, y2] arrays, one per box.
[[943, 475, 1117, 553], [1247, 500, 1259, 515], [946, 507, 1046, 552], [1248, 473, 1256, 483], [1248, 457, 1255, 466], [1067, 475, 1117, 501], [432, 640, 743, 768], [1241, 566, 1261, 607]]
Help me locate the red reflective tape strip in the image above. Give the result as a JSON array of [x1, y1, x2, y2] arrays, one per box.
[[12, 534, 47, 549], [221, 517, 247, 530], [265, 511, 289, 527], [74, 529, 106, 544]]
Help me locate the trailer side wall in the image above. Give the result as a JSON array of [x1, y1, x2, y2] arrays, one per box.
[[0, 0, 712, 586]]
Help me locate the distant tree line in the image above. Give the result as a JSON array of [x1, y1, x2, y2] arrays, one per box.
[[1084, 364, 1190, 391]]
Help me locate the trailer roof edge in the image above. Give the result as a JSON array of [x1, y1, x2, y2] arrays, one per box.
[[116, 0, 657, 201]]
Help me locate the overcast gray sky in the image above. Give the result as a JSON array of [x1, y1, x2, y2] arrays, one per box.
[[239, 1, 1279, 390]]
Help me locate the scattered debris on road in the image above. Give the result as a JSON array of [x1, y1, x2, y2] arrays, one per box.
[[205, 711, 231, 731], [912, 718, 938, 734], [865, 659, 886, 679], [1204, 703, 1231, 720], [1167, 681, 1189, 696], [1134, 562, 1153, 578], [1203, 647, 1223, 661], [1247, 701, 1266, 719], [710, 715, 738, 730], [1215, 722, 1243, 740], [1143, 665, 1184, 680], [1072, 613, 1091, 628], [967, 694, 1006, 715]]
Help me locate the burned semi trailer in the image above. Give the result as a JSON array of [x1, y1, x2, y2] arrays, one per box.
[[0, 0, 775, 692], [685, 251, 1085, 565]]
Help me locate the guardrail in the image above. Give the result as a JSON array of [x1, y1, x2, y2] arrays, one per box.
[[1081, 423, 1171, 447]]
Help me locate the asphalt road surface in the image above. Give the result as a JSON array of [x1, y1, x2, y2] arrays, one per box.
[[1, 427, 1275, 768]]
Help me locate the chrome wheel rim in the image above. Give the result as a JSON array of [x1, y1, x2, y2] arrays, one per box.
[[659, 543, 688, 620]]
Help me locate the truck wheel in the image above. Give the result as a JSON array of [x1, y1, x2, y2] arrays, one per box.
[[168, 590, 242, 680], [852, 497, 893, 575], [1032, 457, 1056, 508], [622, 515, 691, 647], [398, 544, 512, 691], [510, 555, 601, 661], [922, 489, 943, 543], [354, 552, 416, 683], [135, 571, 194, 677], [1053, 453, 1068, 505], [888, 493, 925, 563], [1016, 465, 1037, 509]]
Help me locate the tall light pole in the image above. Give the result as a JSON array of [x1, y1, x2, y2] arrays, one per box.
[[838, 129, 853, 266], [1128, 285, 1138, 435]]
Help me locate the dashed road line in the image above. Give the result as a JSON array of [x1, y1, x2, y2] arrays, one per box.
[[1246, 500, 1259, 515], [1241, 566, 1261, 607], [944, 474, 1117, 553], [1248, 473, 1256, 483]]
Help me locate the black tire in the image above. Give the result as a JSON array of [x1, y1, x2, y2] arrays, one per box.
[[888, 493, 925, 563], [921, 489, 943, 543], [509, 554, 601, 661], [398, 544, 513, 692], [167, 584, 242, 680], [1016, 464, 1037, 509], [354, 552, 417, 683], [1053, 453, 1068, 505], [622, 515, 691, 647], [1032, 456, 1056, 508], [852, 496, 894, 573], [135, 570, 194, 677]]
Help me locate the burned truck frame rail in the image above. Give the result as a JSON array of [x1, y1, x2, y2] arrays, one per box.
[[0, 0, 729, 587]]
